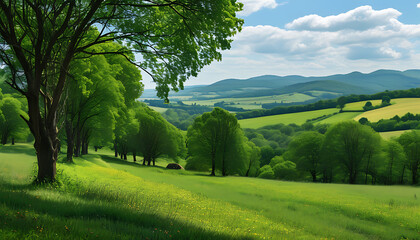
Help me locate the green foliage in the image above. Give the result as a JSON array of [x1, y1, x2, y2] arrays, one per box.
[[0, 94, 29, 144], [381, 140, 407, 185], [323, 121, 382, 184], [257, 165, 275, 179], [186, 108, 247, 175], [286, 131, 324, 182], [133, 104, 186, 165], [398, 130, 420, 184], [272, 160, 297, 181]]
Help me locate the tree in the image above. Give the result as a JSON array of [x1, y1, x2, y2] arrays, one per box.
[[135, 105, 184, 166], [382, 140, 406, 185], [63, 39, 142, 162], [244, 141, 261, 177], [0, 95, 29, 145], [323, 121, 381, 184], [187, 108, 246, 176], [337, 96, 346, 112], [398, 131, 420, 185], [363, 101, 373, 111], [286, 131, 324, 182], [0, 1, 243, 181], [382, 95, 391, 105]]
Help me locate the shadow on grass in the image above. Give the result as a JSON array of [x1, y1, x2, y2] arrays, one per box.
[[0, 181, 253, 240], [99, 155, 216, 177], [0, 144, 36, 156]]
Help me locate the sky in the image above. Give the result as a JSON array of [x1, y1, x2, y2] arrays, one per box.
[[142, 0, 420, 89]]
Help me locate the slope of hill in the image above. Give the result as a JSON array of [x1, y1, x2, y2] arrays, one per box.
[[1, 144, 419, 239], [232, 80, 371, 98], [354, 98, 420, 122]]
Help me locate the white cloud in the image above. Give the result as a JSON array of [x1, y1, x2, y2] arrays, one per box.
[[286, 6, 401, 31], [417, 3, 420, 8], [238, 0, 281, 16], [231, 6, 420, 61]]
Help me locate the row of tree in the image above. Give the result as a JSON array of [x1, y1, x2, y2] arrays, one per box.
[[257, 121, 419, 185]]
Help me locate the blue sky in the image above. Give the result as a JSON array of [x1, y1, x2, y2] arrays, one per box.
[[142, 0, 420, 89]]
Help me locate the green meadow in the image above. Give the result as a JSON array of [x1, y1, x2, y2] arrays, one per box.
[[354, 98, 420, 122], [1, 144, 419, 240], [239, 108, 338, 128], [238, 98, 420, 129]]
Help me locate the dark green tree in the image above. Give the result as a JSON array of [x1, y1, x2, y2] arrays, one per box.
[[382, 140, 406, 185], [135, 105, 184, 166], [187, 108, 246, 176], [323, 121, 381, 184], [0, 95, 29, 145], [398, 131, 420, 185], [286, 131, 324, 182]]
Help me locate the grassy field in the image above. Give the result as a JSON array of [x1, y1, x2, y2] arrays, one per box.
[[183, 93, 315, 110], [354, 98, 420, 122], [148, 106, 168, 113], [379, 130, 415, 140], [343, 100, 382, 111], [1, 144, 419, 239], [238, 108, 339, 128], [317, 112, 362, 124]]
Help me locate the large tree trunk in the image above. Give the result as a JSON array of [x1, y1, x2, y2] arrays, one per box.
[[65, 120, 74, 162], [74, 130, 81, 157], [133, 152, 136, 162], [412, 167, 418, 185], [1, 130, 8, 145], [311, 170, 316, 182], [114, 142, 118, 158], [11, 138, 15, 145], [210, 152, 216, 176]]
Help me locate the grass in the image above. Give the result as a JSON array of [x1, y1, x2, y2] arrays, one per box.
[[238, 108, 338, 128], [183, 93, 315, 110], [379, 130, 417, 140], [317, 112, 362, 124], [343, 100, 382, 111], [148, 106, 169, 113], [354, 98, 420, 122], [1, 144, 420, 239]]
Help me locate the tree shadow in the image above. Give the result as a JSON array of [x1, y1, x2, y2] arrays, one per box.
[[99, 155, 219, 177], [0, 182, 254, 240], [0, 144, 36, 156]]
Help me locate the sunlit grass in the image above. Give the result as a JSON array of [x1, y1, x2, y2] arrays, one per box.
[[0, 144, 419, 239], [354, 98, 420, 122], [239, 108, 338, 128]]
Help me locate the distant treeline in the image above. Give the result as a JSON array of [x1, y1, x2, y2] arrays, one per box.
[[236, 88, 420, 120], [364, 112, 420, 132]]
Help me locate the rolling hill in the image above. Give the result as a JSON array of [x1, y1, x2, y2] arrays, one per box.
[[141, 69, 420, 102]]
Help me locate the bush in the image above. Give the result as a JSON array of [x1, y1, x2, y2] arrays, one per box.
[[257, 165, 275, 179], [273, 161, 297, 180]]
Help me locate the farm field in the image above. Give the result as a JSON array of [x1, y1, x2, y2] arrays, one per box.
[[317, 112, 361, 124], [183, 93, 315, 110], [343, 100, 382, 111], [379, 130, 412, 139], [0, 144, 419, 240], [354, 98, 420, 122], [238, 108, 339, 128]]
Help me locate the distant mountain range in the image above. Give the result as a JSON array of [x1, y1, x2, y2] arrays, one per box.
[[141, 69, 420, 100]]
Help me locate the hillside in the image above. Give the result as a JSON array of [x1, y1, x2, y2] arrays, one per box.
[[142, 69, 420, 100], [1, 144, 419, 239], [239, 98, 420, 129], [232, 80, 371, 98]]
